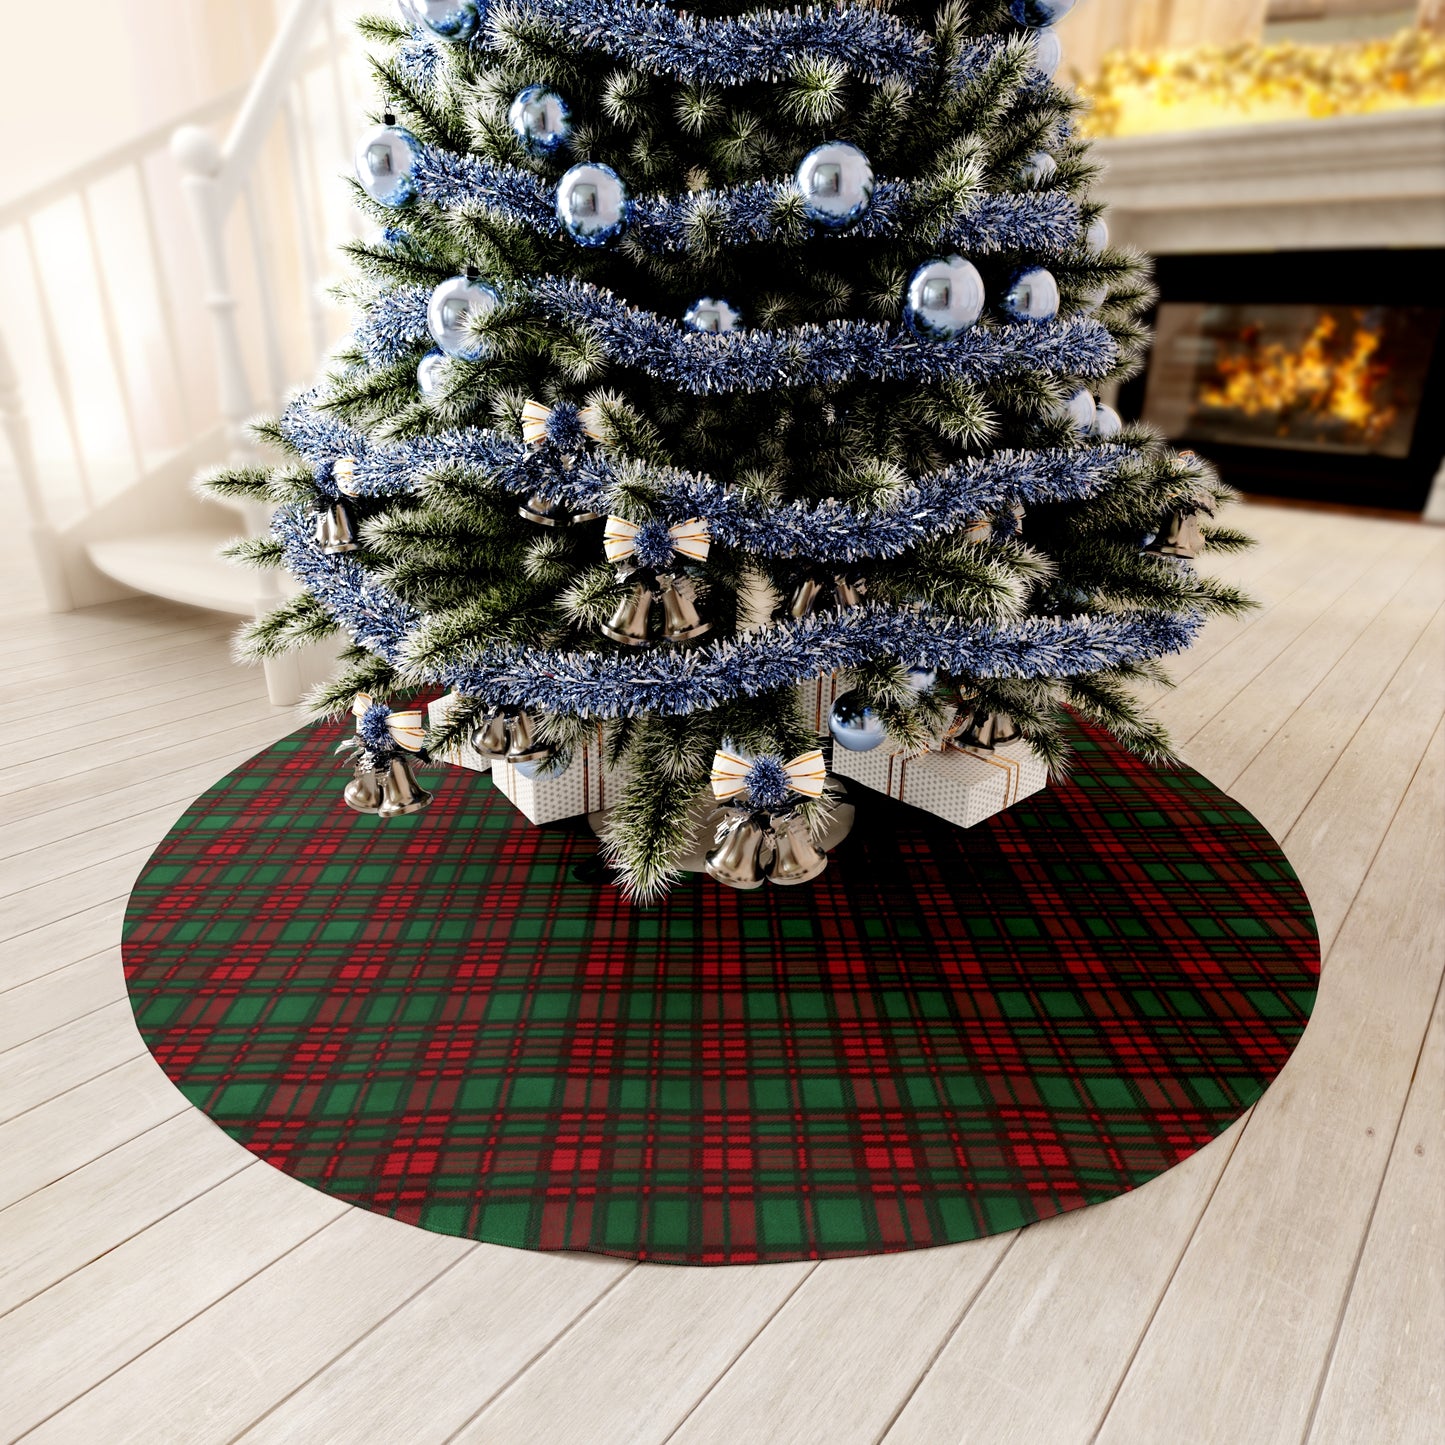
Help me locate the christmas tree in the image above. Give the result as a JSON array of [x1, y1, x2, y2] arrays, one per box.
[[205, 0, 1252, 899]]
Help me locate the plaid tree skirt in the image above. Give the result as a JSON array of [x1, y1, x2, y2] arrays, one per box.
[[123, 720, 1319, 1266]]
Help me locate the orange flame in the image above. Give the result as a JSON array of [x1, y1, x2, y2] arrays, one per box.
[[1198, 311, 1398, 444]]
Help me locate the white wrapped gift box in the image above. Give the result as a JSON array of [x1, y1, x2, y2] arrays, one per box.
[[426, 693, 492, 773], [831, 737, 1049, 830], [795, 672, 846, 737], [492, 731, 632, 825]]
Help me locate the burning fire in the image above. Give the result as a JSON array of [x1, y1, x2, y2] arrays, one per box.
[[1198, 311, 1398, 444]]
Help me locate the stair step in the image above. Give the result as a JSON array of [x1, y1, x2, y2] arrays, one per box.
[[85, 531, 263, 617]]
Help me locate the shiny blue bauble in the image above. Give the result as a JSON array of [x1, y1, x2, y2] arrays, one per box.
[[1009, 0, 1076, 25], [354, 121, 422, 208], [417, 349, 450, 398], [398, 0, 479, 40], [509, 86, 571, 157], [1085, 215, 1109, 252], [905, 255, 985, 339], [828, 691, 888, 752], [556, 163, 631, 247], [515, 753, 567, 781], [1030, 28, 1064, 79], [1092, 402, 1123, 439], [1001, 266, 1060, 323], [1063, 387, 1097, 433], [427, 273, 500, 360], [796, 141, 875, 231], [683, 297, 744, 334], [1021, 150, 1058, 186]]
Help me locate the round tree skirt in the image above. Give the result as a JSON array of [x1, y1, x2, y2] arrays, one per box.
[[123, 720, 1319, 1266]]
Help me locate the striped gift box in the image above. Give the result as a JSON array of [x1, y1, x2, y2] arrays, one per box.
[[832, 737, 1049, 830], [426, 693, 492, 774], [795, 672, 847, 737]]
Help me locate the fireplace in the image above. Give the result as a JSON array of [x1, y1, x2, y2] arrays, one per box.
[[1120, 248, 1445, 512]]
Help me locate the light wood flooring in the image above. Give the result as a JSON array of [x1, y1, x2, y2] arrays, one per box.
[[0, 501, 1441, 1445]]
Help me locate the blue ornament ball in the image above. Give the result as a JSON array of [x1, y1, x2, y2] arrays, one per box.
[[1092, 402, 1123, 439], [828, 692, 888, 753], [1001, 266, 1060, 324], [1009, 0, 1076, 25], [1063, 387, 1097, 433], [398, 0, 479, 40], [427, 273, 500, 360], [1021, 151, 1058, 186], [556, 163, 631, 247], [354, 120, 422, 208], [1030, 28, 1064, 79], [515, 753, 568, 781], [683, 297, 744, 334], [905, 255, 985, 339], [796, 141, 875, 231], [509, 86, 571, 157], [417, 349, 450, 398]]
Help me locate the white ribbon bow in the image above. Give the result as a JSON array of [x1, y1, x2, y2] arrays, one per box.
[[354, 694, 426, 753], [521, 399, 607, 449], [710, 748, 827, 803], [604, 516, 712, 567]]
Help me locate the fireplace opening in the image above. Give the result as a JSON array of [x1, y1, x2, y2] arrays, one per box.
[[1121, 250, 1445, 513]]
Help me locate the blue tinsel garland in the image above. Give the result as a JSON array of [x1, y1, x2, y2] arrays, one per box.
[[406, 146, 1081, 257], [275, 505, 1200, 716], [354, 279, 1115, 394]]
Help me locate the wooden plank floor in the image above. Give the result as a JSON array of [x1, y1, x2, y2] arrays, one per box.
[[1, 502, 1441, 1445]]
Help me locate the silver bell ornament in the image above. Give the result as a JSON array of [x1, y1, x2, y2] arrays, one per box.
[[1092, 402, 1123, 439], [1143, 506, 1211, 561], [788, 570, 867, 619], [471, 710, 513, 760], [1010, 0, 1076, 24], [509, 86, 571, 156], [600, 571, 660, 647], [957, 706, 1022, 751], [1063, 388, 1097, 434], [315, 499, 358, 555], [377, 756, 434, 819], [557, 163, 631, 247], [504, 708, 552, 765], [1002, 266, 1060, 323], [354, 116, 421, 208], [344, 766, 386, 814], [796, 141, 875, 230], [766, 812, 830, 887], [684, 297, 744, 334], [398, 0, 480, 40], [660, 574, 711, 644], [705, 811, 770, 891], [828, 692, 888, 753], [427, 270, 500, 361], [905, 256, 985, 340], [518, 494, 575, 528]]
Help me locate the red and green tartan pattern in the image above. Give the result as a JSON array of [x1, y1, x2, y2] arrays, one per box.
[[122, 720, 1319, 1265]]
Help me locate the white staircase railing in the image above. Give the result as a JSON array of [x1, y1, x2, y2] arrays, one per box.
[[0, 0, 369, 702]]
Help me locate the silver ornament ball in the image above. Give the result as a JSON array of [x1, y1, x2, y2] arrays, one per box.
[[417, 348, 450, 398], [796, 141, 875, 231], [556, 163, 631, 247], [1063, 387, 1097, 434], [905, 255, 985, 339], [904, 665, 939, 693], [1021, 150, 1058, 186], [427, 272, 500, 360], [1092, 402, 1123, 439], [828, 692, 888, 753], [684, 297, 744, 334], [1085, 215, 1110, 252], [1010, 0, 1076, 24], [1030, 28, 1064, 79], [509, 86, 571, 156], [354, 121, 421, 208], [1001, 266, 1060, 323], [398, 0, 479, 39]]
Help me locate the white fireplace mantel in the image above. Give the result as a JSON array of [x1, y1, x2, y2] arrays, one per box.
[[1095, 108, 1445, 255]]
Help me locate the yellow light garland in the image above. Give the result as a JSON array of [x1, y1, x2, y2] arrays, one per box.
[[1078, 26, 1445, 138]]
